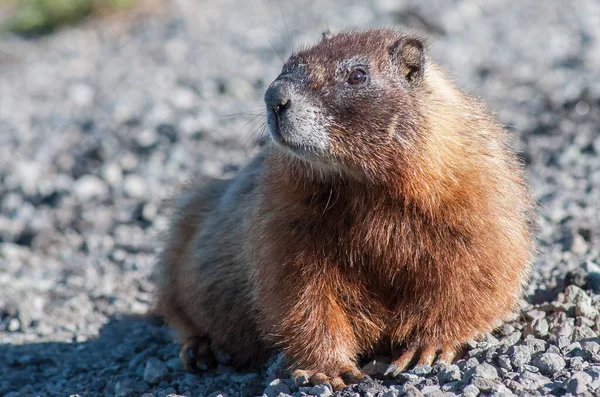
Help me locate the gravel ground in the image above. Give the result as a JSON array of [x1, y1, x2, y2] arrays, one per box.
[[1, 0, 599, 396]]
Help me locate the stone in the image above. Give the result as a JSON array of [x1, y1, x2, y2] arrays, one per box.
[[123, 175, 149, 199], [508, 345, 531, 367], [462, 384, 479, 396], [572, 325, 596, 341], [437, 364, 461, 383], [465, 363, 498, 382], [263, 379, 291, 397], [527, 318, 549, 337], [308, 384, 332, 397], [576, 299, 598, 319], [413, 365, 432, 375], [531, 353, 566, 375], [74, 175, 109, 201], [566, 371, 593, 394], [518, 371, 552, 391], [143, 358, 169, 385], [381, 388, 400, 397], [497, 355, 512, 370], [564, 285, 591, 305]]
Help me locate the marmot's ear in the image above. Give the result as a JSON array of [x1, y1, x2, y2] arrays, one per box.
[[321, 29, 332, 41], [389, 36, 426, 84]]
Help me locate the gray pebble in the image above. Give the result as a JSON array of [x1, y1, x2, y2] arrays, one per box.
[[462, 384, 479, 396], [532, 353, 566, 375], [7, 318, 20, 332], [497, 355, 512, 371], [123, 175, 149, 200], [527, 318, 550, 337], [381, 388, 400, 397], [508, 345, 531, 367], [413, 364, 432, 375], [566, 371, 593, 394], [143, 358, 169, 385], [564, 285, 591, 305], [401, 384, 424, 397], [465, 363, 498, 381], [517, 371, 552, 391], [437, 364, 461, 383], [572, 325, 597, 341], [74, 175, 109, 201], [264, 379, 292, 397]]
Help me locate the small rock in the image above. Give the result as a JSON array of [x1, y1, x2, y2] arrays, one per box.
[[524, 338, 547, 354], [572, 325, 596, 341], [462, 384, 479, 396], [102, 163, 123, 187], [576, 299, 598, 320], [361, 359, 389, 376], [497, 355, 512, 370], [69, 83, 95, 107], [413, 365, 432, 375], [465, 363, 498, 381], [143, 357, 169, 385], [471, 377, 499, 392], [532, 353, 566, 375], [570, 356, 588, 371], [518, 371, 552, 390], [438, 364, 461, 383], [309, 384, 332, 397], [381, 388, 400, 397], [501, 332, 522, 347], [401, 384, 424, 397], [263, 379, 291, 397], [136, 129, 159, 150], [465, 358, 480, 370], [524, 310, 546, 321], [566, 371, 592, 394], [123, 175, 149, 199], [527, 318, 549, 337], [564, 285, 590, 305], [7, 318, 20, 332], [508, 345, 531, 367], [74, 175, 108, 201], [586, 366, 600, 390]]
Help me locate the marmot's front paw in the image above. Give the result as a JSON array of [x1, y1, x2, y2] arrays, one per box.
[[292, 367, 370, 391], [179, 336, 218, 373], [384, 344, 458, 378]]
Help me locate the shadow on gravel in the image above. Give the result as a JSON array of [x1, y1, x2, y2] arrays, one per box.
[[0, 315, 178, 396]]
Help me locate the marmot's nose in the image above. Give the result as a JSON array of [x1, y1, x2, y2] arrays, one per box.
[[264, 82, 292, 116]]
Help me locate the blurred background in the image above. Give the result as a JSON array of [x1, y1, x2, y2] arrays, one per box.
[[0, 0, 599, 395]]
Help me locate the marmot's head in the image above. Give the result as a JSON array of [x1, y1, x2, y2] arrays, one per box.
[[264, 29, 441, 181]]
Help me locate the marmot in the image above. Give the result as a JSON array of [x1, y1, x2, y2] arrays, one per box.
[[156, 29, 534, 390]]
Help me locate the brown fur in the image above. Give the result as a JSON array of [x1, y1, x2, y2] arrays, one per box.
[[155, 29, 534, 384]]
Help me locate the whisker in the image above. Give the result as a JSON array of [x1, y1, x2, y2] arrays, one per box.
[[280, 6, 293, 51], [268, 38, 284, 65]]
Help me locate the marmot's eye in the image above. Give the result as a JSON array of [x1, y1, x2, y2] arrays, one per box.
[[346, 69, 367, 85]]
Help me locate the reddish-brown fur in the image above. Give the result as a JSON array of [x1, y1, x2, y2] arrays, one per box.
[[155, 29, 534, 388]]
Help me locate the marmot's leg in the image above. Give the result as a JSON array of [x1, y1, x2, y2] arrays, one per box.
[[180, 336, 219, 372], [263, 281, 371, 390]]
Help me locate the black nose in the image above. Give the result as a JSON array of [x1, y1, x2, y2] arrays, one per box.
[[264, 81, 292, 116]]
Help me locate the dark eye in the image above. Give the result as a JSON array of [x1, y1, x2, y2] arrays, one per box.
[[346, 69, 367, 85]]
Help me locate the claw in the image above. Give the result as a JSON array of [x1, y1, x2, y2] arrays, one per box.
[[383, 363, 400, 378], [179, 336, 218, 373], [385, 345, 418, 378], [340, 369, 371, 384], [437, 345, 457, 365]]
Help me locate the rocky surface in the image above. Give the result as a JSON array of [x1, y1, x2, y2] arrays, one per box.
[[1, 0, 599, 396]]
